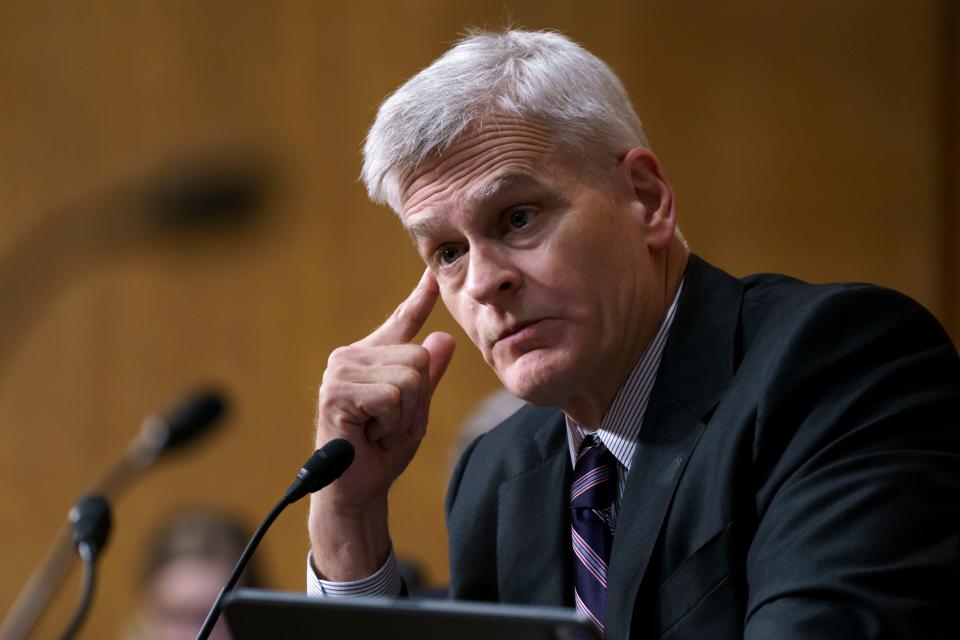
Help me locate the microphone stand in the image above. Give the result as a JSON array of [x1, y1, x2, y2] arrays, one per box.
[[56, 495, 111, 640], [0, 409, 216, 640], [0, 152, 266, 640]]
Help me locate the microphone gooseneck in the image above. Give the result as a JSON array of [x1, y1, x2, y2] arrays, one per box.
[[57, 495, 112, 640], [194, 439, 355, 640]]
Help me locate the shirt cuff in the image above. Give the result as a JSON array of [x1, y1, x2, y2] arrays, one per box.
[[306, 549, 402, 598]]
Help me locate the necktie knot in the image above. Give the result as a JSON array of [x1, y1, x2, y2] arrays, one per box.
[[571, 435, 615, 510]]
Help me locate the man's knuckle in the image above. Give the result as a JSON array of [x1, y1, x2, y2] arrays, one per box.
[[321, 366, 335, 384], [409, 345, 430, 370], [327, 346, 350, 367], [316, 383, 340, 410], [365, 386, 401, 414], [399, 369, 422, 390], [387, 385, 403, 405], [327, 407, 353, 429]]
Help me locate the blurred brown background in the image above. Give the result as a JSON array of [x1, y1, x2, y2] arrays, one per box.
[[0, 0, 957, 637]]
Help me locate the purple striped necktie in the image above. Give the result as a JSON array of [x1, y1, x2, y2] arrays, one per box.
[[571, 434, 615, 636]]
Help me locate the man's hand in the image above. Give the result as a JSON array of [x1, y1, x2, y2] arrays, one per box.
[[308, 269, 455, 581]]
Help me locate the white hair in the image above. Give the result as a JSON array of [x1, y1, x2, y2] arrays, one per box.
[[361, 29, 649, 213]]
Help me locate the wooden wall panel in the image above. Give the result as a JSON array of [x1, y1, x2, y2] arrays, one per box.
[[941, 0, 960, 341], [0, 1, 951, 637]]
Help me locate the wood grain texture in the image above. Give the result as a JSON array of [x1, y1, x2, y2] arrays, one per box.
[[0, 1, 952, 637]]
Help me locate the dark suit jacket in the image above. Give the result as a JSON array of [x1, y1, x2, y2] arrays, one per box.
[[445, 254, 960, 639]]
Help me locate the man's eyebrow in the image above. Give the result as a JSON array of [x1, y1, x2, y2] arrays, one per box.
[[465, 172, 548, 209], [406, 216, 446, 244]]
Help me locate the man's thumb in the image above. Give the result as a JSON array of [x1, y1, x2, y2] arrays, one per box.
[[422, 331, 456, 392]]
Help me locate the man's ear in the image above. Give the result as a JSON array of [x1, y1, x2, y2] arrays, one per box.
[[619, 147, 677, 251]]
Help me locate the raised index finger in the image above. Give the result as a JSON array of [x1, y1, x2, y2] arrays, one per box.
[[359, 268, 440, 346]]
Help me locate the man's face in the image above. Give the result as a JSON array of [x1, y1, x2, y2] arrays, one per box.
[[148, 558, 233, 640], [399, 118, 670, 418]]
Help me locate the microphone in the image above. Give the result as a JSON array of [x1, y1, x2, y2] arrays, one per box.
[[195, 439, 355, 640], [142, 154, 270, 233], [69, 495, 112, 563], [57, 495, 112, 640], [129, 389, 227, 468], [0, 389, 229, 640], [283, 438, 355, 504]]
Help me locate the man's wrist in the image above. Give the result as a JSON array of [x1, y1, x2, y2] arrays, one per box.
[[308, 493, 392, 581]]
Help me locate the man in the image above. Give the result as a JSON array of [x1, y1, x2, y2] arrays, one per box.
[[307, 30, 960, 638]]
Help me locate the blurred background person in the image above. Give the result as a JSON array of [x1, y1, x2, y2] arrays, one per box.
[[123, 510, 264, 640], [447, 389, 526, 481]]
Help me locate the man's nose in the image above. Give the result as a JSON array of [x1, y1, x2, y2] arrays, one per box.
[[464, 243, 520, 303]]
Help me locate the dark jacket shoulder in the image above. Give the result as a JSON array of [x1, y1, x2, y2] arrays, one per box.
[[446, 404, 565, 515]]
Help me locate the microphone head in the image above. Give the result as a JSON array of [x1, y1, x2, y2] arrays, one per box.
[[144, 155, 270, 232], [69, 494, 112, 561], [284, 439, 355, 503], [161, 389, 227, 454]]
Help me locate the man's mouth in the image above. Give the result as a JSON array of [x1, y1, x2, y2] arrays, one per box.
[[494, 318, 545, 346]]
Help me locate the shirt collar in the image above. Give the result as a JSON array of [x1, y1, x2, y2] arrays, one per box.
[[565, 279, 684, 470]]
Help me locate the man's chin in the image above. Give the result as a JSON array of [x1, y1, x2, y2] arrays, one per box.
[[496, 353, 576, 406]]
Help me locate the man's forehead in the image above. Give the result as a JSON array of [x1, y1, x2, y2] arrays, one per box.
[[402, 169, 553, 239], [398, 117, 557, 205]]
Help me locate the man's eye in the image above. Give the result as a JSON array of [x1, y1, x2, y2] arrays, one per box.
[[507, 209, 532, 229], [436, 246, 463, 265]]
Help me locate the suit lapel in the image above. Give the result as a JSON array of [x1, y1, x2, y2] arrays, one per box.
[[496, 412, 572, 606], [605, 254, 743, 638]]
